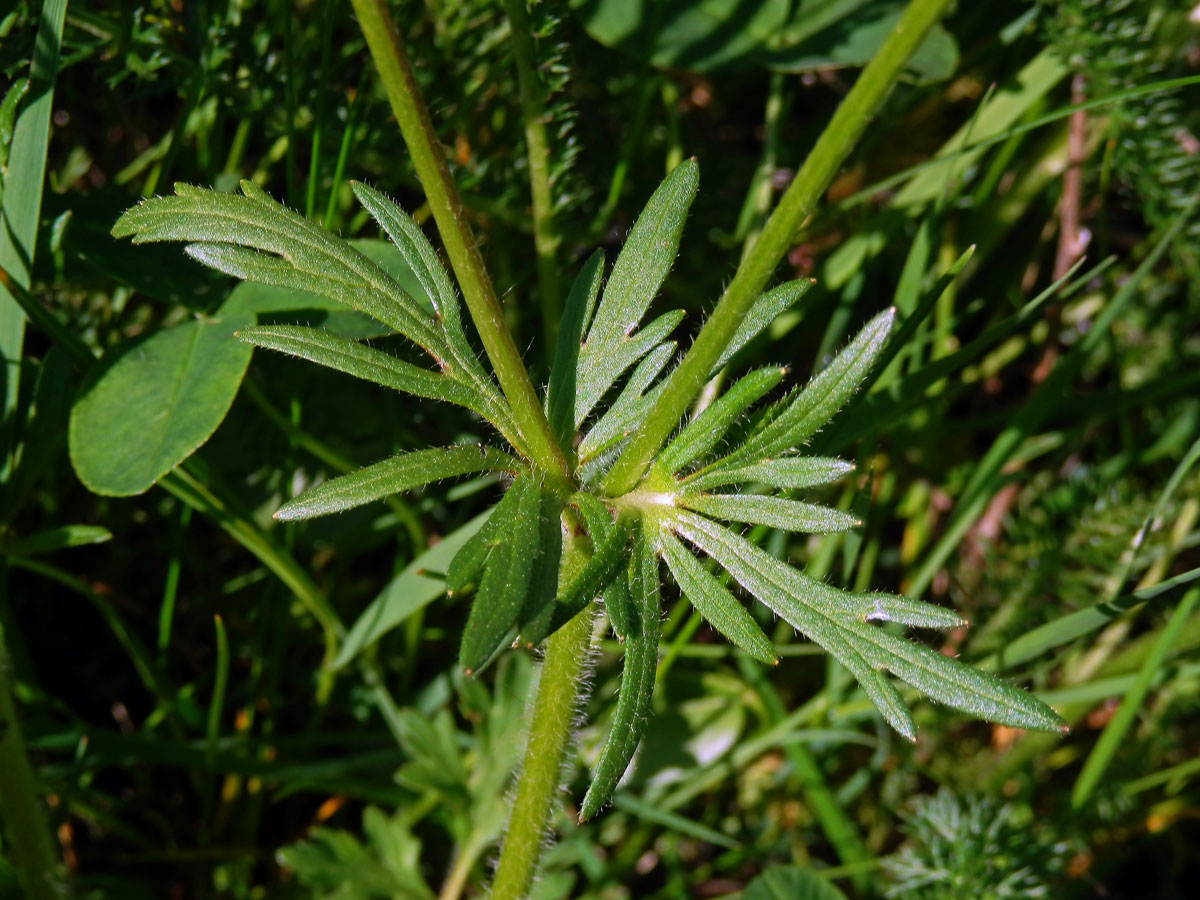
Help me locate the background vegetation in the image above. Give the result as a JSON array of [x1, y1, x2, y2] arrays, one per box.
[[1, 0, 1199, 897]]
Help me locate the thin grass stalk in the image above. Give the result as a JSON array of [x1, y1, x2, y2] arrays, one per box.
[[503, 0, 562, 353], [602, 0, 956, 496], [349, 0, 569, 483]]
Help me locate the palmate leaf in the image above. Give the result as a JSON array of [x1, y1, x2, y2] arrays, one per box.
[[547, 250, 604, 449], [275, 445, 521, 521], [518, 505, 633, 649], [670, 510, 1065, 736]]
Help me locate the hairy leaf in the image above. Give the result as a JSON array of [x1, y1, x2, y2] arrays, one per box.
[[350, 181, 466, 344], [580, 526, 660, 820], [460, 477, 541, 674], [683, 456, 854, 492], [275, 445, 520, 521], [579, 341, 677, 461], [517, 488, 568, 634], [236, 325, 503, 423], [712, 278, 814, 372], [672, 512, 1061, 734], [575, 309, 685, 428], [659, 532, 776, 663], [112, 182, 445, 357], [547, 250, 604, 449], [715, 308, 895, 470], [575, 160, 698, 422], [520, 510, 632, 648], [656, 367, 786, 476], [680, 493, 861, 534]]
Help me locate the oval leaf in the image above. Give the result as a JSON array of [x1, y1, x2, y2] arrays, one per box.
[[69, 314, 253, 496]]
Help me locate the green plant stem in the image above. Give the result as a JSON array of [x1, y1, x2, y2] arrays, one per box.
[[503, 0, 561, 352], [349, 0, 568, 482], [0, 566, 69, 900], [602, 0, 954, 496], [491, 542, 595, 899]]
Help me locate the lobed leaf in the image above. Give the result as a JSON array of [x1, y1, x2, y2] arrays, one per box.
[[656, 367, 786, 477], [683, 456, 855, 492], [672, 511, 1061, 735], [575, 160, 699, 423], [460, 477, 541, 674], [574, 309, 685, 428], [714, 308, 895, 470], [446, 509, 505, 598], [578, 341, 677, 461], [659, 532, 776, 664], [112, 182, 444, 357], [680, 493, 861, 535], [566, 493, 632, 639], [275, 445, 520, 521], [580, 525, 661, 820]]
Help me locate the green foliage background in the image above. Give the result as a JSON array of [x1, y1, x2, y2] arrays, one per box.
[[1, 0, 1199, 897]]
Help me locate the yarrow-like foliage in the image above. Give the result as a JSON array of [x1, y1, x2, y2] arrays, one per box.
[[112, 159, 1065, 819]]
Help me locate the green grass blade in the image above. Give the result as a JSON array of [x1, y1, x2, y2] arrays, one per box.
[[907, 203, 1196, 598], [1072, 589, 1200, 809], [981, 566, 1200, 675], [660, 532, 777, 664], [0, 0, 68, 485], [334, 510, 492, 668], [275, 445, 520, 521]]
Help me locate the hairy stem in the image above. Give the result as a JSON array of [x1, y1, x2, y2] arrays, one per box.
[[491, 537, 595, 899], [349, 0, 569, 483], [602, 0, 955, 496], [503, 0, 562, 353]]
